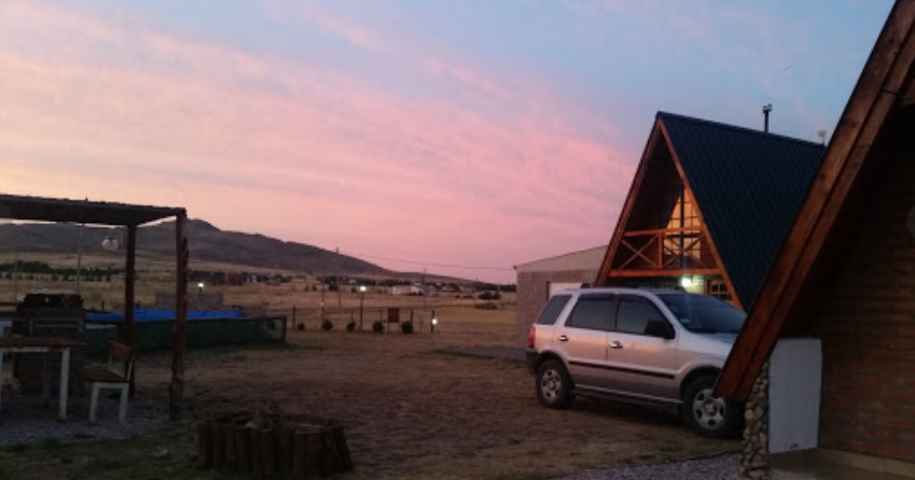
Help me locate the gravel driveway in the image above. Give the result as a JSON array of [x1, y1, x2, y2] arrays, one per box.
[[558, 453, 738, 480]]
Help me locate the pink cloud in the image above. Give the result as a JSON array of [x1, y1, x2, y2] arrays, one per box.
[[0, 1, 635, 281]]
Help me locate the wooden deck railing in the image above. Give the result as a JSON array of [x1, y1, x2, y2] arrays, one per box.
[[610, 227, 717, 276]]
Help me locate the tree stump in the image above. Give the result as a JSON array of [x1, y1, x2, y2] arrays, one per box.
[[196, 411, 353, 479]]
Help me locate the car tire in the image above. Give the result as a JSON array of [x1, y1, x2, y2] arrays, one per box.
[[682, 376, 742, 437], [536, 359, 573, 409]]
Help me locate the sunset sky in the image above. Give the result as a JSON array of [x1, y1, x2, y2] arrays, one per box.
[[0, 1, 894, 282]]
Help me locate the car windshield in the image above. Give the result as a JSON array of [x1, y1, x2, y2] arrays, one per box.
[[658, 293, 745, 334]]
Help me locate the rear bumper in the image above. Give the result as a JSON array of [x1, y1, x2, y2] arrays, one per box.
[[525, 349, 538, 374]]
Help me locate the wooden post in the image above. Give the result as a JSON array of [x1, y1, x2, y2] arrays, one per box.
[[280, 313, 288, 343], [170, 212, 189, 421], [320, 288, 326, 328], [124, 224, 137, 396]]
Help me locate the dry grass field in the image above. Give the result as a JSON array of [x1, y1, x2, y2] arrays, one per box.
[[0, 302, 736, 480]]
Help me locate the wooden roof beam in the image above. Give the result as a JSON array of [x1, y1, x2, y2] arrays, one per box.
[[715, 0, 915, 400], [606, 268, 721, 278], [902, 75, 915, 107]]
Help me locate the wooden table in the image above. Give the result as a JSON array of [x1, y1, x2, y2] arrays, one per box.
[[0, 336, 84, 420]]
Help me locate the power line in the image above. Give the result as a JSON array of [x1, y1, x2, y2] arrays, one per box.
[[342, 251, 513, 272]]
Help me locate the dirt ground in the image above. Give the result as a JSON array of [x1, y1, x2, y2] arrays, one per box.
[[0, 305, 735, 479]]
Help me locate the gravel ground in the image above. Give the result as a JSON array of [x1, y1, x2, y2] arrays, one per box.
[[0, 393, 168, 446], [437, 345, 526, 363], [557, 453, 738, 480]]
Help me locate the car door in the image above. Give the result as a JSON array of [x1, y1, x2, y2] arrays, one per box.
[[604, 294, 681, 401], [555, 293, 616, 389]]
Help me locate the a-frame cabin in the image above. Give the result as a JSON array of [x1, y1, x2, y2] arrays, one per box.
[[595, 112, 826, 309], [717, 0, 915, 474]]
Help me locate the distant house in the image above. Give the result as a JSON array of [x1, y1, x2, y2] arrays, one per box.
[[514, 245, 607, 341], [594, 112, 826, 309], [718, 3, 915, 477], [390, 285, 424, 296]]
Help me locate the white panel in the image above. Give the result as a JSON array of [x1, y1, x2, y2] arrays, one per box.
[[548, 282, 582, 297], [768, 338, 822, 454]]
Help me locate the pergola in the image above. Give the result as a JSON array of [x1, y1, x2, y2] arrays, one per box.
[[0, 193, 189, 419]]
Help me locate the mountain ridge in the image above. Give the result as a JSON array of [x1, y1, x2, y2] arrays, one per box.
[[0, 219, 387, 276]]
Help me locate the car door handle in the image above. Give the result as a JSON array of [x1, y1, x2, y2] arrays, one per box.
[[558, 335, 569, 342], [610, 340, 623, 349]]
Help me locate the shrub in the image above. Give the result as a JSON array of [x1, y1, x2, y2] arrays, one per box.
[[477, 291, 502, 300], [372, 321, 384, 334], [401, 321, 414, 334], [321, 319, 333, 331], [346, 321, 356, 332]]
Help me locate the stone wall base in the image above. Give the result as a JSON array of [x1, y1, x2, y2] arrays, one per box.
[[738, 362, 770, 480]]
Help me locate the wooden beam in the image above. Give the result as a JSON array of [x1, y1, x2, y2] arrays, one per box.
[[732, 93, 898, 398], [606, 268, 721, 278], [124, 224, 137, 396], [716, 0, 915, 399], [170, 213, 189, 421], [902, 76, 915, 107], [622, 226, 702, 237], [595, 122, 664, 284], [618, 237, 658, 269]]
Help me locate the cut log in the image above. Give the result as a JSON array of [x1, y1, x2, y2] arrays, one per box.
[[277, 426, 293, 477], [211, 422, 225, 467], [223, 423, 237, 471], [332, 425, 353, 472], [236, 426, 251, 473], [320, 429, 339, 475], [293, 431, 307, 479], [259, 428, 276, 478], [197, 412, 352, 478], [304, 429, 323, 477], [197, 421, 213, 467]]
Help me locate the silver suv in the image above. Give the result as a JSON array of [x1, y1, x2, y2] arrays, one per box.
[[526, 288, 745, 437]]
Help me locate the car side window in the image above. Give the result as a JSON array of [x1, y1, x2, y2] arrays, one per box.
[[616, 295, 671, 337], [564, 294, 615, 331], [536, 295, 571, 325]]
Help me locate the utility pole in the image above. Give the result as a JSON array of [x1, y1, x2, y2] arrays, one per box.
[[762, 104, 773, 133], [75, 223, 84, 295], [422, 268, 427, 310], [12, 248, 20, 303]]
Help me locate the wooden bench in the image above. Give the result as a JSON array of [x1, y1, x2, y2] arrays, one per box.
[[80, 341, 134, 424]]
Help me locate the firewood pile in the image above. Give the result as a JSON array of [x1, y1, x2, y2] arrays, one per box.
[[196, 410, 353, 479]]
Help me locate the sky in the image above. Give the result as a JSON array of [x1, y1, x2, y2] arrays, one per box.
[[0, 0, 895, 283]]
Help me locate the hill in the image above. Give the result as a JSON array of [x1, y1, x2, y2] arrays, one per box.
[[0, 219, 388, 276]]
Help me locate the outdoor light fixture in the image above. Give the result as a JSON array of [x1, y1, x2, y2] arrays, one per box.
[[101, 236, 120, 252], [359, 285, 367, 293], [431, 317, 438, 334], [197, 282, 205, 289], [680, 276, 693, 289], [431, 318, 438, 326]]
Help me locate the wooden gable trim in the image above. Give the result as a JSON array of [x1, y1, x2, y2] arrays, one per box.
[[716, 0, 915, 400], [902, 72, 915, 107], [594, 119, 665, 284], [656, 121, 742, 310]]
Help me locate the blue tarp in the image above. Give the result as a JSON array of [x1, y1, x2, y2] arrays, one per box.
[[87, 307, 243, 323]]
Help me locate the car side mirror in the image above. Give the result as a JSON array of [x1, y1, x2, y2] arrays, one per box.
[[646, 321, 674, 340]]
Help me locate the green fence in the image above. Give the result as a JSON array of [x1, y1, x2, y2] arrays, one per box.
[[86, 316, 287, 355]]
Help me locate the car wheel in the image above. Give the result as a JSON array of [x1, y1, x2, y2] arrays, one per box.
[[682, 376, 742, 437], [536, 359, 573, 409]]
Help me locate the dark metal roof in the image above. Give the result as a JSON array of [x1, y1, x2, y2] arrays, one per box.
[[0, 194, 185, 226], [658, 112, 827, 309]]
